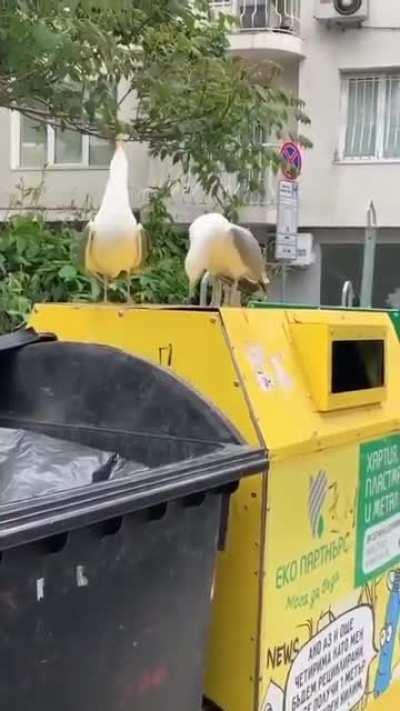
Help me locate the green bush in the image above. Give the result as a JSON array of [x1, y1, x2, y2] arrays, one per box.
[[0, 189, 188, 334]]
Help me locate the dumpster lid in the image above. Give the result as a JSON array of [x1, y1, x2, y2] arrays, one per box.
[[0, 336, 248, 464], [0, 442, 264, 550], [0, 331, 267, 549], [0, 326, 55, 352]]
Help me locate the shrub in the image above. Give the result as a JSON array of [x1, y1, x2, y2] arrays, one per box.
[[0, 188, 188, 333]]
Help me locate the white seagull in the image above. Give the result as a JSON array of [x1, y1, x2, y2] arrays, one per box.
[[85, 140, 150, 302], [185, 213, 269, 305]]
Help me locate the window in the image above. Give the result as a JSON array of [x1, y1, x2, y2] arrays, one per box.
[[13, 112, 113, 169], [20, 115, 47, 168], [340, 72, 400, 161]]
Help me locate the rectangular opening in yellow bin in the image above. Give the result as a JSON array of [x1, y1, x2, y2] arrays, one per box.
[[290, 322, 387, 411]]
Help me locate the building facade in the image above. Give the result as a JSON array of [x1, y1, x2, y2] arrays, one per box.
[[3, 1, 400, 307], [300, 0, 400, 309]]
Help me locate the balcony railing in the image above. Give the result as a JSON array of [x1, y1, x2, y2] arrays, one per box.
[[210, 0, 300, 35]]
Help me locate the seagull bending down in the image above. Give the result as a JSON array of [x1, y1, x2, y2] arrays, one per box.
[[185, 213, 269, 305], [85, 141, 150, 302]]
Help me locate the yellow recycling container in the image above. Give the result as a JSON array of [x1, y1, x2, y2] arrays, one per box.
[[30, 302, 400, 711]]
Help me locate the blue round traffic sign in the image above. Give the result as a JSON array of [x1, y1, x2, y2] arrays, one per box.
[[280, 141, 302, 180]]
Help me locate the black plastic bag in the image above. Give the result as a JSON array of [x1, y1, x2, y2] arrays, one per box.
[[0, 427, 146, 504]]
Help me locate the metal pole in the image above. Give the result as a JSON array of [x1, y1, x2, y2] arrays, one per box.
[[199, 272, 211, 306], [360, 201, 377, 309], [200, 273, 224, 307], [341, 280, 354, 308]]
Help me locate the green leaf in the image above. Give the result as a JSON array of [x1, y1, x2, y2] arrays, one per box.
[[58, 265, 78, 280]]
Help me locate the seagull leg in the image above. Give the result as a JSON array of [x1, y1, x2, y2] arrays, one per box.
[[103, 277, 109, 303], [235, 285, 242, 307], [230, 280, 241, 307], [218, 276, 233, 306], [222, 282, 231, 306]]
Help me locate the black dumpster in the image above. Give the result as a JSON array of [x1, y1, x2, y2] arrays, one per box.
[[0, 329, 266, 711]]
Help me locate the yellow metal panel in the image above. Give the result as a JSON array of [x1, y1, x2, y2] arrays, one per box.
[[284, 309, 389, 328], [30, 303, 264, 711], [288, 322, 330, 411], [220, 308, 400, 461], [290, 321, 387, 411]]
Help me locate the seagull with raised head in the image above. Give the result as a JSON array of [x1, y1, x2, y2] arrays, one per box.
[[85, 140, 150, 302], [185, 213, 269, 305]]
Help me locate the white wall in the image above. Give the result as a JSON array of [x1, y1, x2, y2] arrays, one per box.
[[0, 107, 152, 221], [269, 241, 322, 304], [299, 0, 400, 228]]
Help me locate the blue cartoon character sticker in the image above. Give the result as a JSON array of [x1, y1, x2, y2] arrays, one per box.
[[374, 569, 400, 697]]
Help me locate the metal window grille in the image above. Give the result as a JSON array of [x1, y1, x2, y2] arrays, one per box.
[[210, 0, 300, 33], [344, 76, 379, 159], [240, 0, 300, 31], [384, 76, 400, 159], [343, 74, 400, 160]]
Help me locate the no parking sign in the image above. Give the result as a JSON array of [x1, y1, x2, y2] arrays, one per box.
[[280, 141, 302, 181]]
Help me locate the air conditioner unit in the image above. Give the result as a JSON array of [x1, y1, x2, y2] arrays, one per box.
[[291, 234, 315, 268], [314, 0, 369, 24]]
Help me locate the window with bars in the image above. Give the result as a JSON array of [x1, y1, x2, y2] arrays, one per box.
[[340, 73, 400, 161]]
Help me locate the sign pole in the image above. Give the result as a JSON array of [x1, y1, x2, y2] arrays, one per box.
[[360, 201, 377, 309], [274, 142, 302, 303], [275, 179, 299, 302]]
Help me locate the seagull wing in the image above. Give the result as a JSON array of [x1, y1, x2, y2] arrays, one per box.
[[230, 225, 269, 291]]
